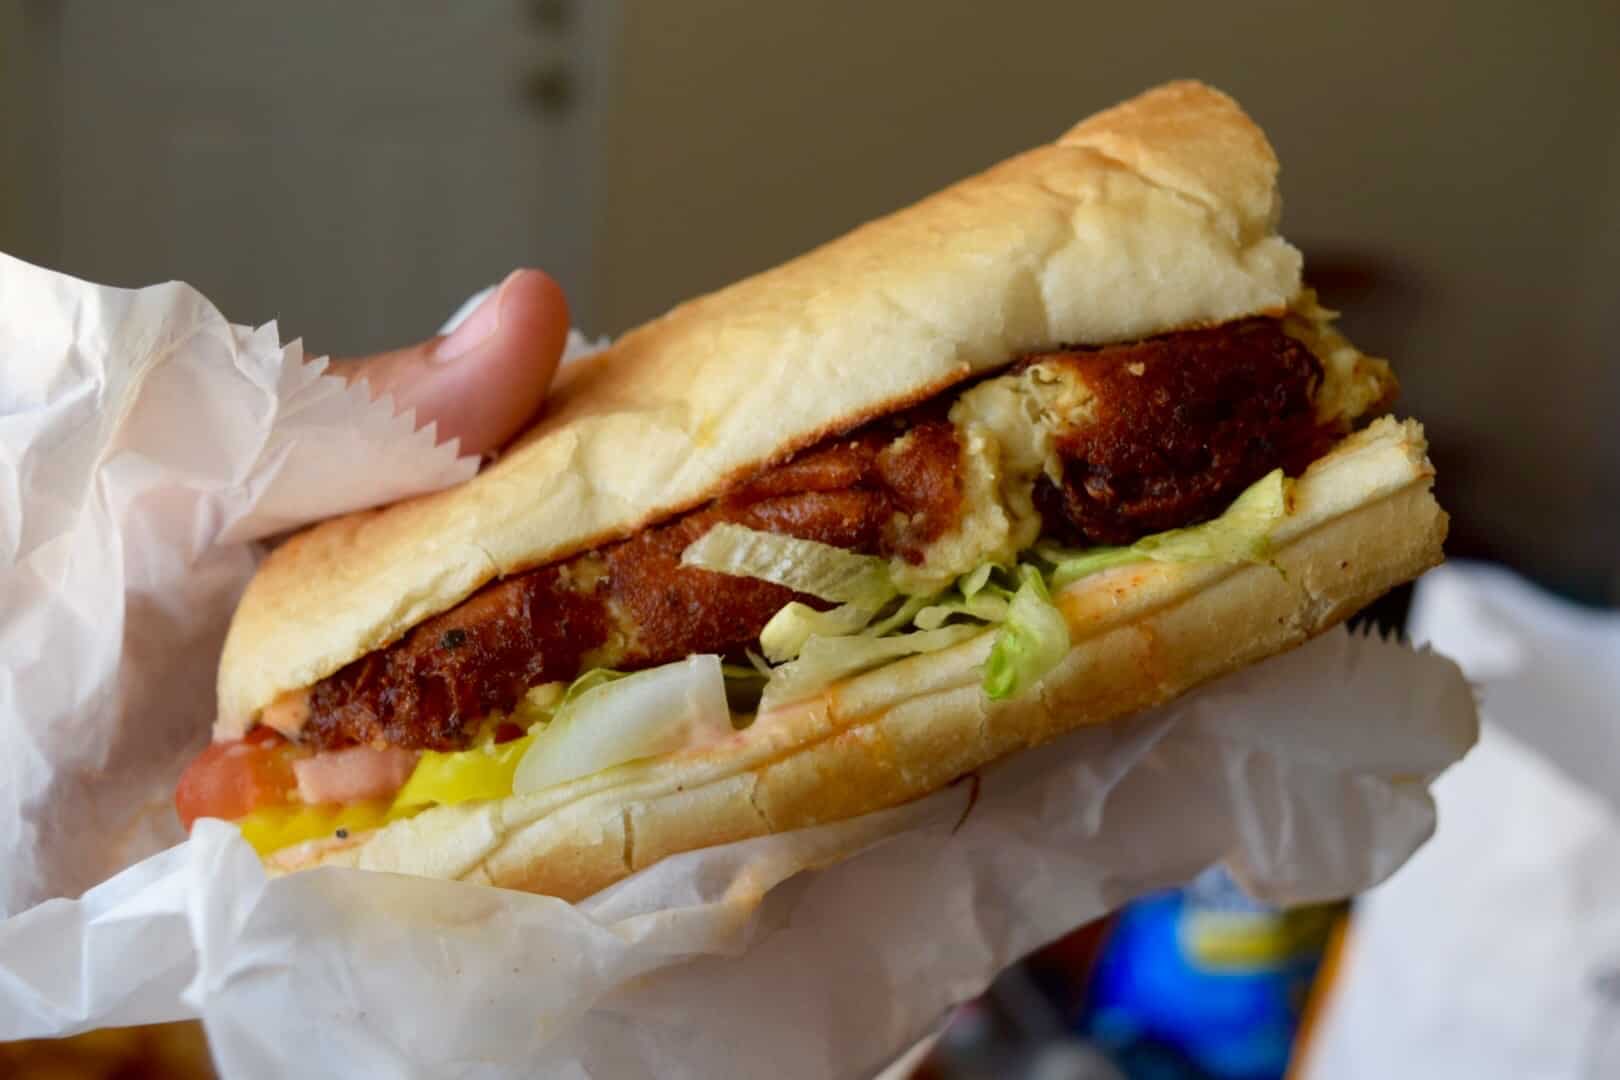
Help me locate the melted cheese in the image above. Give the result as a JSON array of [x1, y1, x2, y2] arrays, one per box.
[[1284, 290, 1396, 425], [891, 295, 1389, 596], [889, 362, 1094, 593]]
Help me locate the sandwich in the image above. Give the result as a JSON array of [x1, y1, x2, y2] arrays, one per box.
[[174, 81, 1447, 901]]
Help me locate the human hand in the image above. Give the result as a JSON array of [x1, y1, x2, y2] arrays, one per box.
[[329, 268, 571, 456]]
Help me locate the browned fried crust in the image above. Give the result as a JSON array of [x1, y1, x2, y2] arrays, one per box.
[[306, 418, 963, 751], [1032, 318, 1334, 545], [304, 319, 1331, 754]]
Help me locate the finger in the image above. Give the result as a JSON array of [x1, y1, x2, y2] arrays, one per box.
[[330, 268, 570, 457]]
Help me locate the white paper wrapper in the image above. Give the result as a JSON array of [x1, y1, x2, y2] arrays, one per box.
[[0, 253, 478, 914], [0, 256, 1478, 1077], [1304, 563, 1620, 1079]]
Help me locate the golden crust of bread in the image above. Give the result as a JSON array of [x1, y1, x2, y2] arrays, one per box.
[[217, 80, 1303, 737], [269, 418, 1446, 901]]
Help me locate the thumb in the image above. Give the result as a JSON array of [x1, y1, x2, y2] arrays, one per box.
[[331, 268, 570, 458]]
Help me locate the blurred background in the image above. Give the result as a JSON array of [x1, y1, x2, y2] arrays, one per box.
[[4, 0, 1616, 603], [2, 2, 1616, 1077]]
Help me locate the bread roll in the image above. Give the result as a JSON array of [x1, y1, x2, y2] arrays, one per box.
[[221, 81, 1446, 900], [219, 80, 1302, 737], [270, 418, 1445, 900]]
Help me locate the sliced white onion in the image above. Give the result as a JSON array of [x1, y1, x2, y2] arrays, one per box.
[[512, 654, 733, 795], [679, 523, 896, 607]]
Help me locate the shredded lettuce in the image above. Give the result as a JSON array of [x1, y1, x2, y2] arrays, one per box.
[[759, 623, 984, 712], [754, 563, 1024, 710], [1048, 469, 1289, 589], [983, 566, 1072, 700], [680, 523, 897, 608], [760, 601, 876, 662], [960, 562, 996, 598], [1040, 545, 1143, 587], [914, 590, 1011, 630], [862, 594, 932, 638]]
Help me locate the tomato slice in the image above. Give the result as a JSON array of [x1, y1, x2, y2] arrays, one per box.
[[174, 728, 303, 830]]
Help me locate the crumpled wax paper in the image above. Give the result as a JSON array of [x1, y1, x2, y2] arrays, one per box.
[[1304, 563, 1620, 1079], [0, 253, 481, 915], [0, 255, 1479, 1077]]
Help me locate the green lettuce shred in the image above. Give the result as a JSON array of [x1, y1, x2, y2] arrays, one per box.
[[758, 623, 984, 712], [1048, 469, 1289, 589], [982, 566, 1071, 701], [861, 594, 933, 638], [914, 590, 1011, 631], [686, 471, 1291, 709], [760, 601, 877, 662]]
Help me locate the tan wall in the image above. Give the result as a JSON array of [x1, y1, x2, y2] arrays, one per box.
[[599, 0, 1620, 598]]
